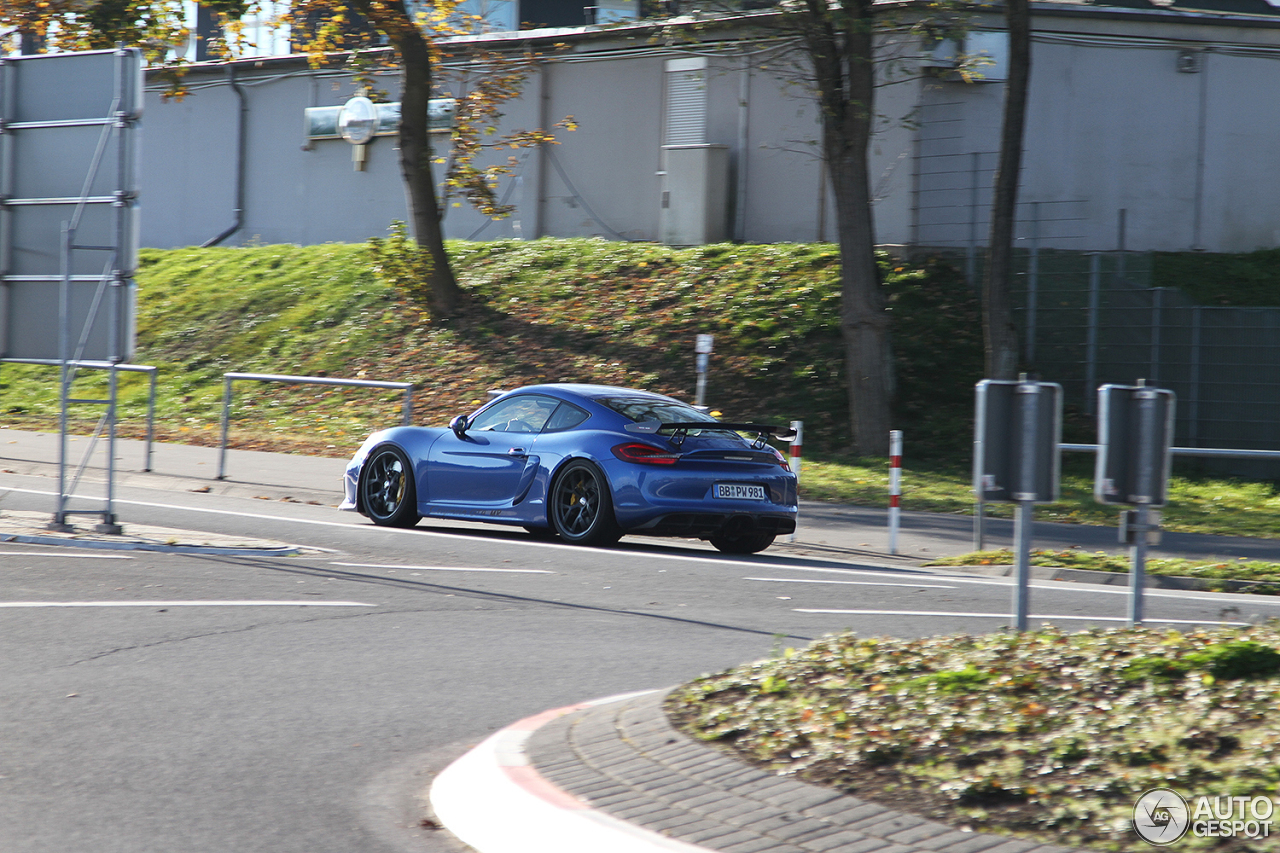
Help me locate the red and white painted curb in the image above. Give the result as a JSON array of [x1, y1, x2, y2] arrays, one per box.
[[430, 689, 710, 853]]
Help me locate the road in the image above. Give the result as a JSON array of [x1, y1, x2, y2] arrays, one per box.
[[2, 444, 1278, 853]]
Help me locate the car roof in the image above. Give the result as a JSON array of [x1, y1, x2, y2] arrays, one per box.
[[501, 384, 684, 404]]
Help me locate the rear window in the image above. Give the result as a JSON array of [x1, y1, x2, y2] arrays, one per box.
[[597, 396, 717, 424], [596, 396, 744, 439]]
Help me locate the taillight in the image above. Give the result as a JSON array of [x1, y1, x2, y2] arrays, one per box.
[[770, 446, 792, 471], [612, 443, 681, 465]]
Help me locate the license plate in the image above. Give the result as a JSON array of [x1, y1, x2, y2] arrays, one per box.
[[715, 483, 766, 501]]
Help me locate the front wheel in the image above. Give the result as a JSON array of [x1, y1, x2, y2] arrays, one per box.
[[360, 445, 420, 528], [549, 460, 621, 546], [709, 529, 776, 554]]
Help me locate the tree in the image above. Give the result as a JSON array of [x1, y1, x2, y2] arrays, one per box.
[[680, 4, 954, 456], [790, 0, 891, 456], [289, 1, 572, 318], [982, 0, 1030, 380], [4, 0, 566, 320]]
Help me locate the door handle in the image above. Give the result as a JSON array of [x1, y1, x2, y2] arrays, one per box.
[[508, 448, 527, 457]]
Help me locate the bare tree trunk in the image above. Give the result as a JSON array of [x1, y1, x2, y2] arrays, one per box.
[[353, 0, 462, 318], [983, 0, 1031, 380], [804, 0, 893, 456], [831, 151, 892, 457]]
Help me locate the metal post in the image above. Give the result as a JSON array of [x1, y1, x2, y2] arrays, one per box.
[[53, 222, 72, 531], [789, 420, 803, 542], [888, 430, 902, 555], [694, 335, 713, 408], [1129, 386, 1159, 626], [1013, 499, 1034, 631], [1150, 287, 1164, 385], [1117, 209, 1127, 283], [98, 362, 121, 533], [1084, 253, 1101, 414], [217, 374, 234, 481], [973, 499, 985, 552], [144, 367, 157, 471], [1012, 381, 1040, 631], [1188, 307, 1201, 447]]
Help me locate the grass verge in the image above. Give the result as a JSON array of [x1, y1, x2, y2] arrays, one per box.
[[0, 240, 1277, 544], [668, 624, 1280, 852], [928, 549, 1280, 594]]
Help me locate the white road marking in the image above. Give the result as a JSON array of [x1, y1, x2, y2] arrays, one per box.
[[795, 608, 1250, 626], [746, 577, 957, 589], [0, 551, 134, 559], [0, 600, 376, 608], [4, 486, 1278, 610], [331, 562, 553, 575]]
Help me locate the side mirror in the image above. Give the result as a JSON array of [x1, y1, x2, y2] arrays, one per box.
[[449, 415, 469, 437]]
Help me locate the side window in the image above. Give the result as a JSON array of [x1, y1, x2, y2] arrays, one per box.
[[543, 402, 590, 432], [469, 395, 558, 434]]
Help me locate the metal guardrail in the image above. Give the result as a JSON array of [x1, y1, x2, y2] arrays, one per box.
[[1, 357, 158, 471], [973, 442, 1280, 550], [217, 372, 414, 480], [1063, 443, 1280, 461]]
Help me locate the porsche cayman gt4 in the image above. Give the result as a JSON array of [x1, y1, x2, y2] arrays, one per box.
[[340, 384, 798, 554]]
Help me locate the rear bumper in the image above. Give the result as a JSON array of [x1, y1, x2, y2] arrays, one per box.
[[628, 511, 796, 538]]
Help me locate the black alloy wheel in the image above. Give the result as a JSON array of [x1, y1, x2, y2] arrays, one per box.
[[549, 460, 622, 546], [360, 445, 421, 528]]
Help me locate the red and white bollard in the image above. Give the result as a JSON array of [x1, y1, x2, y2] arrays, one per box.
[[789, 421, 803, 541], [888, 430, 903, 555]]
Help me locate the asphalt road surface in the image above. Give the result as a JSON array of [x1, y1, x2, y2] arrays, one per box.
[[3, 450, 1279, 853]]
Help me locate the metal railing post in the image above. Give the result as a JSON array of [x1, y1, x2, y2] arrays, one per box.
[[216, 372, 414, 480], [217, 374, 234, 480]]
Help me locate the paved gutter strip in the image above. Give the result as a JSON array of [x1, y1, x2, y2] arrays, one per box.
[[525, 690, 1087, 853]]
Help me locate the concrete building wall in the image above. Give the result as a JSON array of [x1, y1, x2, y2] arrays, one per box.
[[138, 7, 1280, 254]]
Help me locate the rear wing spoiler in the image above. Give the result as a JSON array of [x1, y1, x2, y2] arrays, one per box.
[[624, 420, 796, 445]]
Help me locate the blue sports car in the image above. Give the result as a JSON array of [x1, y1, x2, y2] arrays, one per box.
[[339, 384, 798, 553]]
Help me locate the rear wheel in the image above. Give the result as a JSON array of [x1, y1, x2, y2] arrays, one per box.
[[550, 460, 621, 546], [709, 529, 776, 554], [360, 445, 420, 528]]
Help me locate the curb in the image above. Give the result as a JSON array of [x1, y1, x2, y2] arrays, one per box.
[[0, 531, 300, 556], [942, 562, 1280, 595], [432, 689, 1086, 853], [430, 690, 709, 853], [0, 511, 301, 557]]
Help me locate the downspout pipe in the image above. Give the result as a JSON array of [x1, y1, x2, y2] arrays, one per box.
[[202, 64, 247, 247]]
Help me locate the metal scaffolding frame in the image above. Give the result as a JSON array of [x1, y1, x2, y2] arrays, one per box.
[[0, 48, 141, 533]]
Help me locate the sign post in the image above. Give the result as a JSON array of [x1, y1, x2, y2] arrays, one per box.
[[0, 48, 142, 534], [694, 334, 713, 408], [974, 377, 1063, 630], [1095, 381, 1175, 625]]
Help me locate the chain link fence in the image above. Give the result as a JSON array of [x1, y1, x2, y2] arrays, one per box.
[[1004, 250, 1280, 468]]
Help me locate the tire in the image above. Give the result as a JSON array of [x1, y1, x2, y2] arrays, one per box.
[[549, 460, 622, 546], [360, 445, 421, 528], [709, 529, 776, 555]]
